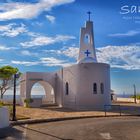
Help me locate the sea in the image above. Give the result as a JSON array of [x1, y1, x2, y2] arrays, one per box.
[[1, 94, 133, 102], [2, 95, 46, 102]]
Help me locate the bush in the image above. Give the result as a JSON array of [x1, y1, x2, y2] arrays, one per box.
[[130, 95, 140, 99], [0, 101, 4, 107], [24, 98, 33, 107], [8, 105, 13, 118], [0, 101, 13, 119]]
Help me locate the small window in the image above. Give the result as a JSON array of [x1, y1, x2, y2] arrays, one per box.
[[84, 34, 90, 44], [65, 82, 69, 95], [93, 83, 97, 94], [100, 83, 104, 94]]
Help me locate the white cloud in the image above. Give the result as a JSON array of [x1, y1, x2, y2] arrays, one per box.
[[13, 43, 140, 70], [21, 50, 31, 56], [47, 45, 140, 70], [40, 57, 74, 67], [0, 45, 11, 50], [11, 57, 73, 67], [20, 35, 75, 48], [109, 30, 140, 37], [46, 15, 55, 23], [0, 23, 27, 37], [0, 0, 75, 21], [21, 50, 38, 56], [129, 42, 140, 46], [61, 47, 79, 58], [31, 22, 43, 27], [43, 46, 79, 59], [0, 59, 4, 62], [27, 32, 40, 37], [97, 45, 140, 70], [41, 57, 65, 66], [11, 60, 40, 66]]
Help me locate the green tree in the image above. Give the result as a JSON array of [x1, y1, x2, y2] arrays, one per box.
[[0, 66, 19, 99], [130, 95, 140, 100]]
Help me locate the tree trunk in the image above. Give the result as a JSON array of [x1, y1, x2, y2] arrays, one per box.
[[0, 93, 3, 99], [0, 88, 4, 99], [0, 89, 6, 99]]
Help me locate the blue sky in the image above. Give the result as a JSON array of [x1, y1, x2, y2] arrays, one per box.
[[0, 0, 140, 95]]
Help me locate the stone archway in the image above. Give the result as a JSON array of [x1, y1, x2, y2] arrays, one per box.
[[31, 82, 45, 97], [30, 81, 55, 104], [20, 72, 57, 107]]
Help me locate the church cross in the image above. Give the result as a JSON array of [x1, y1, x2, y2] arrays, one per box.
[[87, 11, 91, 21], [84, 50, 91, 57]]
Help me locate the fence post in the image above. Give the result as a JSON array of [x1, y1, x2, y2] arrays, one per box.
[[119, 105, 121, 116], [104, 105, 107, 117]]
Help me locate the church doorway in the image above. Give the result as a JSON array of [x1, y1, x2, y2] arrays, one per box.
[[30, 81, 55, 105]]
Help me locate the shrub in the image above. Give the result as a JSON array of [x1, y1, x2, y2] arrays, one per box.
[[24, 98, 33, 107], [130, 95, 140, 99], [0, 101, 13, 119], [8, 105, 13, 118], [0, 101, 4, 107]]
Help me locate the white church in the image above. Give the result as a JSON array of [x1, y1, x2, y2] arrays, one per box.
[[20, 13, 111, 110]]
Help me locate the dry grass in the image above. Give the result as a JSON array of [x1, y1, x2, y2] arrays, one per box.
[[13, 102, 140, 120], [16, 105, 105, 120]]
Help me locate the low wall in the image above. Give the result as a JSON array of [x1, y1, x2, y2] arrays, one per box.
[[20, 98, 42, 107], [0, 107, 9, 128], [29, 98, 42, 107], [117, 97, 140, 103]]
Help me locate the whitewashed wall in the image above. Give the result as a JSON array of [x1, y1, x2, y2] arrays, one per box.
[[0, 107, 9, 128], [56, 63, 111, 110]]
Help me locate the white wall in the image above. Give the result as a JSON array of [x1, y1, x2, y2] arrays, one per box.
[[20, 72, 56, 106], [78, 21, 97, 63], [20, 63, 111, 110], [0, 107, 9, 128], [60, 63, 111, 110]]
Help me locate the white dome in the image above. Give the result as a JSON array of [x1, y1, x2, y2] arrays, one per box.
[[78, 57, 97, 64]]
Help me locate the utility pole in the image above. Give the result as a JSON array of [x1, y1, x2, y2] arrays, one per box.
[[133, 84, 137, 104], [12, 74, 16, 121], [123, 91, 125, 97], [12, 73, 20, 121]]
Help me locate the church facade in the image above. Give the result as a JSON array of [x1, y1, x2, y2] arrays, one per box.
[[20, 15, 111, 110]]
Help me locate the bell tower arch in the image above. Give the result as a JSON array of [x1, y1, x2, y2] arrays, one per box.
[[78, 11, 97, 64]]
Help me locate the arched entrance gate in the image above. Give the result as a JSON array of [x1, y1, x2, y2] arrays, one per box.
[[20, 72, 56, 107], [31, 81, 55, 104]]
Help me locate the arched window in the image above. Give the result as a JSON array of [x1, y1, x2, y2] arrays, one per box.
[[100, 83, 104, 94], [84, 34, 90, 44], [65, 82, 69, 95], [93, 83, 97, 94]]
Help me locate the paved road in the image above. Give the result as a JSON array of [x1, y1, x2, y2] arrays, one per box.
[[1, 117, 140, 140]]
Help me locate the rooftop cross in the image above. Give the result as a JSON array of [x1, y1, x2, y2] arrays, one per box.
[[87, 11, 91, 21], [84, 50, 91, 57]]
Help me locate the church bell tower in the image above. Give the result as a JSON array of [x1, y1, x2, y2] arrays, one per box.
[[77, 11, 97, 64]]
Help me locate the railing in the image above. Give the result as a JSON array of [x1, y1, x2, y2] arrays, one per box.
[[104, 105, 121, 117]]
